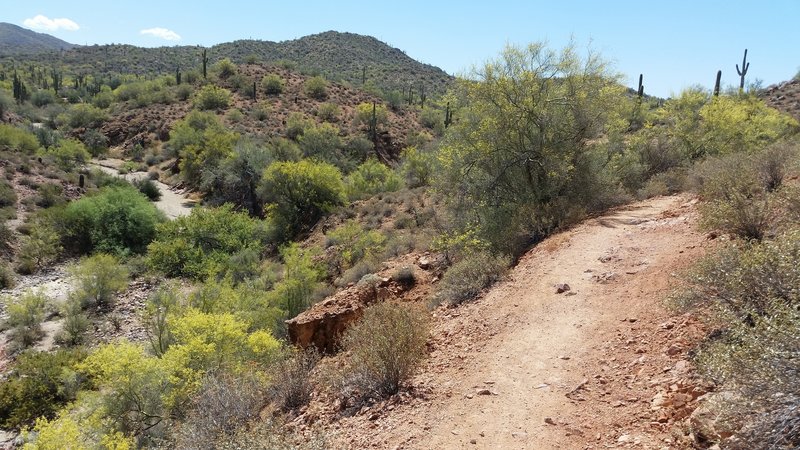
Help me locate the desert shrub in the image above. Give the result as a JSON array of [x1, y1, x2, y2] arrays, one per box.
[[172, 372, 266, 449], [259, 160, 345, 241], [326, 220, 386, 269], [0, 181, 17, 207], [353, 102, 389, 129], [91, 90, 115, 108], [298, 122, 348, 168], [263, 243, 324, 320], [175, 83, 194, 101], [419, 108, 444, 135], [134, 178, 162, 201], [80, 129, 109, 156], [34, 183, 64, 208], [636, 167, 688, 199], [17, 220, 62, 273], [58, 104, 107, 129], [202, 140, 273, 216], [261, 74, 284, 95], [169, 111, 237, 188], [31, 90, 56, 108], [193, 85, 232, 110], [42, 138, 90, 171], [3, 290, 48, 348], [304, 76, 328, 100], [58, 185, 165, 255], [434, 251, 509, 305], [337, 303, 429, 400], [214, 58, 237, 79], [0, 124, 40, 154], [56, 296, 90, 346], [0, 262, 15, 289], [268, 348, 320, 411], [69, 254, 129, 309], [756, 141, 797, 192], [285, 112, 312, 140], [0, 348, 87, 429], [336, 259, 380, 287], [147, 204, 267, 279], [392, 266, 416, 287], [316, 102, 340, 122], [345, 158, 403, 200], [344, 135, 374, 162], [400, 146, 435, 188], [250, 103, 270, 121]]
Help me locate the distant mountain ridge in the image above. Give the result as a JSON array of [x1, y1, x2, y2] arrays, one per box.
[[0, 25, 453, 96], [0, 22, 76, 54]]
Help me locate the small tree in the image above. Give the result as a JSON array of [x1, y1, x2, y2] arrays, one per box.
[[304, 76, 328, 100], [69, 254, 129, 308], [4, 290, 48, 348], [261, 74, 284, 95], [259, 160, 345, 240], [193, 85, 232, 110]]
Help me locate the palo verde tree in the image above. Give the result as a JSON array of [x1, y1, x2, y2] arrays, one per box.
[[436, 41, 628, 254]]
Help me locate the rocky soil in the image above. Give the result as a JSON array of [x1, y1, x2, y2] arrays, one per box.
[[293, 194, 716, 449]]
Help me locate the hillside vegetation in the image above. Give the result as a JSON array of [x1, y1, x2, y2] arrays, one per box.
[[0, 36, 797, 449]]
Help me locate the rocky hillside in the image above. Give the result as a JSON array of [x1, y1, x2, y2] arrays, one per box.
[[0, 22, 76, 55], [763, 78, 800, 121], [0, 30, 453, 96]]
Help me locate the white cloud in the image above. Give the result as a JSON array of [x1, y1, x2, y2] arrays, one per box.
[[23, 14, 80, 32], [140, 27, 181, 41]]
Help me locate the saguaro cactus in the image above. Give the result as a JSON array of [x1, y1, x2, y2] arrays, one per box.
[[444, 102, 453, 129], [637, 74, 644, 98], [736, 49, 749, 90], [202, 48, 209, 79], [176, 67, 181, 85], [714, 70, 722, 96], [420, 85, 426, 109]]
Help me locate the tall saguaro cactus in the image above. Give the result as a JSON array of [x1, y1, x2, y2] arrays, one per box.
[[736, 49, 749, 90], [202, 48, 209, 79], [714, 70, 722, 96], [637, 74, 644, 98]]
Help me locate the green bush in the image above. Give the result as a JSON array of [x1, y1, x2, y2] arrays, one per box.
[[0, 349, 87, 429], [285, 112, 312, 140], [80, 129, 109, 157], [0, 262, 15, 289], [134, 178, 162, 201], [58, 104, 107, 129], [304, 76, 328, 100], [193, 85, 232, 110], [69, 254, 129, 309], [58, 185, 165, 255], [17, 221, 62, 274], [264, 243, 324, 320], [259, 160, 346, 240], [399, 146, 435, 188], [316, 103, 340, 122], [326, 220, 386, 269], [0, 124, 40, 154], [42, 138, 90, 171], [56, 296, 90, 346], [214, 58, 237, 79], [261, 74, 284, 95], [147, 204, 267, 279], [35, 183, 64, 208], [434, 251, 509, 305], [338, 303, 429, 400], [3, 290, 48, 348], [419, 108, 444, 135], [0, 181, 17, 207], [298, 122, 348, 168], [31, 90, 56, 108], [353, 102, 389, 129], [345, 158, 403, 200]]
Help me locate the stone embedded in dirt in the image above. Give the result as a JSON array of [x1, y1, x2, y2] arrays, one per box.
[[666, 344, 683, 356], [511, 431, 528, 439], [418, 256, 432, 270], [476, 388, 496, 396], [558, 355, 570, 360], [555, 283, 571, 294], [544, 417, 556, 425], [535, 383, 549, 389]]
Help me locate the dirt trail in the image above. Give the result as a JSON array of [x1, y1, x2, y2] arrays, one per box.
[[327, 195, 710, 449]]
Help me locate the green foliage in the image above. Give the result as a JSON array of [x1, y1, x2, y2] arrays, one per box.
[[0, 124, 40, 154], [259, 160, 346, 240], [261, 74, 284, 95], [419, 107, 444, 135], [268, 244, 325, 320], [0, 349, 87, 429], [58, 104, 107, 129], [4, 290, 48, 348], [214, 58, 237, 79], [173, 113, 237, 189], [338, 303, 429, 400], [17, 221, 62, 274], [58, 185, 165, 255], [133, 178, 161, 201], [298, 122, 349, 168], [68, 254, 129, 309], [193, 85, 232, 110], [326, 220, 386, 270], [30, 90, 56, 108], [0, 181, 17, 207], [434, 250, 509, 305], [353, 102, 388, 128], [399, 146, 435, 188], [436, 42, 628, 254], [0, 262, 15, 289], [316, 102, 341, 122], [285, 112, 312, 140], [147, 204, 267, 279], [42, 138, 90, 171], [345, 158, 402, 200], [203, 140, 274, 216], [57, 296, 90, 346], [81, 129, 109, 156], [304, 76, 328, 100]]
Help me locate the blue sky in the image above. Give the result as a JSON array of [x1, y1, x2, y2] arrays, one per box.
[[7, 1, 800, 97]]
